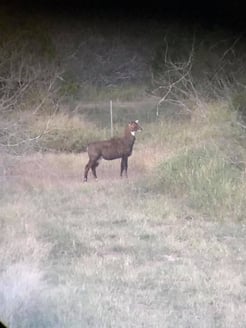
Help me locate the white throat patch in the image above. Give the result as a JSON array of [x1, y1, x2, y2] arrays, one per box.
[[131, 131, 136, 136]]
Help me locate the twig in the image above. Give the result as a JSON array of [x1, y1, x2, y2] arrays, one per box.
[[236, 121, 246, 129], [156, 38, 195, 116]]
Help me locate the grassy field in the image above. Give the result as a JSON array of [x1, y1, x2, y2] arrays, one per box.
[[1, 100, 246, 327], [1, 8, 246, 327]]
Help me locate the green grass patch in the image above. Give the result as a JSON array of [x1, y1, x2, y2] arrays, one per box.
[[154, 146, 246, 220], [79, 84, 146, 102], [80, 102, 157, 129], [30, 113, 108, 153]]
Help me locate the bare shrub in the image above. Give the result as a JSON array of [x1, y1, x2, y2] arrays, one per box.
[[0, 27, 63, 155], [150, 33, 246, 118]]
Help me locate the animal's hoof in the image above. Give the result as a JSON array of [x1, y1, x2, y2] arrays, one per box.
[[83, 178, 87, 182]]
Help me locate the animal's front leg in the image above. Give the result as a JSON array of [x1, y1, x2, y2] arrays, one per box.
[[120, 156, 128, 178], [120, 157, 125, 177]]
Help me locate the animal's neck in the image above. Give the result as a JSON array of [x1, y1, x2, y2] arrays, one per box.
[[124, 126, 135, 141]]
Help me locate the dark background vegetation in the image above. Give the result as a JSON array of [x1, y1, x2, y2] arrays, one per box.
[[3, 0, 246, 28], [1, 0, 246, 153]]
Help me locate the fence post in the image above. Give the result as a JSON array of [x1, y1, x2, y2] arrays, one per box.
[[110, 100, 113, 137]]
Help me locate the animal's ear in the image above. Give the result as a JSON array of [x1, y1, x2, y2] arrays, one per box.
[[135, 120, 139, 123]]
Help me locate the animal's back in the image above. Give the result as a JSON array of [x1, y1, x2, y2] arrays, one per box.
[[101, 138, 125, 160], [87, 138, 123, 160]]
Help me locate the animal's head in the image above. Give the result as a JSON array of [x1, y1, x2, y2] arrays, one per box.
[[128, 120, 143, 136]]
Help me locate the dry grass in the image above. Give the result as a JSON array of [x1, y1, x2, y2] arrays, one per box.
[[1, 101, 246, 327], [1, 158, 246, 327]]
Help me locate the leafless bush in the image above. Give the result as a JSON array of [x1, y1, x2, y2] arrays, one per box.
[[0, 35, 63, 154], [150, 37, 204, 117], [150, 35, 246, 117]]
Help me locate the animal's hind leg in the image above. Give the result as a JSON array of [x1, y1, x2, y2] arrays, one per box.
[[84, 159, 93, 182], [124, 157, 128, 178], [91, 161, 99, 179]]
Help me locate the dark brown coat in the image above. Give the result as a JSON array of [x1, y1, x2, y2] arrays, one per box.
[[83, 120, 142, 181]]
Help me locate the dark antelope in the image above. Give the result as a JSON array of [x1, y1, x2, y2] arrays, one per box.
[[84, 120, 142, 182]]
